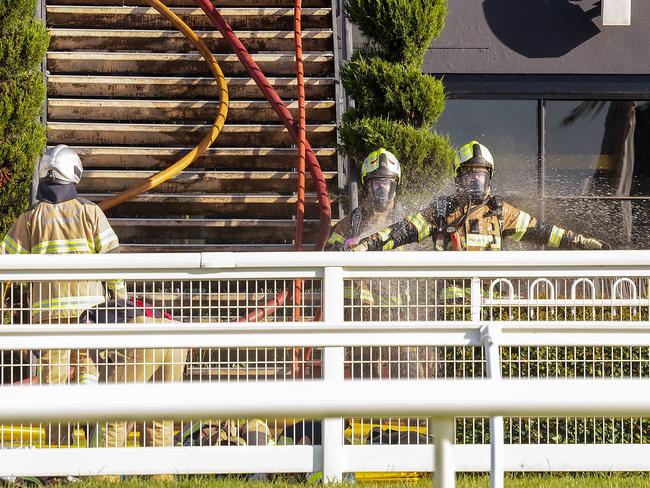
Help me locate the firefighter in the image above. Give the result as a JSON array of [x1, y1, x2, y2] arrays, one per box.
[[325, 148, 401, 251], [326, 148, 404, 315], [325, 149, 424, 379], [348, 140, 604, 253], [0, 144, 123, 446]]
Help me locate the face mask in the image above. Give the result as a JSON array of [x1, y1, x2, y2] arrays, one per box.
[[457, 169, 490, 201], [368, 178, 396, 212]]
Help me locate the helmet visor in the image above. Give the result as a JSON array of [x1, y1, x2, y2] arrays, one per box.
[[368, 178, 396, 211], [458, 169, 490, 196]]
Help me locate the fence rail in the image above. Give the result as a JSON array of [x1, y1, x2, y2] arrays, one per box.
[[1, 251, 650, 488]]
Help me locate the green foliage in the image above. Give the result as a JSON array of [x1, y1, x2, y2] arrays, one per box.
[[0, 17, 50, 77], [0, 123, 46, 233], [340, 55, 445, 126], [0, 0, 48, 236], [0, 72, 46, 137], [345, 0, 447, 66], [341, 0, 453, 195], [0, 0, 37, 24], [339, 112, 455, 184]]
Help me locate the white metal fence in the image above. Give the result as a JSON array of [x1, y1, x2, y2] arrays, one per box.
[[0, 251, 650, 487]]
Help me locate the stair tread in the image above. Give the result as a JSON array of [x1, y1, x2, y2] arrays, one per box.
[[48, 0, 329, 5], [45, 4, 332, 13], [46, 6, 331, 13], [48, 51, 333, 59], [48, 74, 334, 83], [66, 146, 337, 170], [47, 75, 335, 100], [49, 99, 335, 106], [49, 28, 332, 36], [49, 29, 333, 53], [82, 193, 320, 200], [110, 218, 321, 225], [83, 169, 337, 177], [120, 243, 315, 252], [47, 52, 334, 76], [49, 122, 336, 130], [46, 6, 332, 30], [48, 100, 335, 123]]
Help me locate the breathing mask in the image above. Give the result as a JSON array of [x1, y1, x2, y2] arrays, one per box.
[[368, 177, 396, 212]]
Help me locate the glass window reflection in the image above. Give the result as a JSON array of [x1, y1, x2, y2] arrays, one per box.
[[435, 99, 538, 196], [546, 100, 650, 249], [546, 101, 650, 197]]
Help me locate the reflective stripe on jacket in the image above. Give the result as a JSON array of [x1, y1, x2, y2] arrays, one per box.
[[364, 196, 575, 252], [0, 198, 120, 320]]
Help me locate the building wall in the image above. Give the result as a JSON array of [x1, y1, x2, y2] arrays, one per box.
[[347, 1, 650, 249], [425, 0, 649, 75]]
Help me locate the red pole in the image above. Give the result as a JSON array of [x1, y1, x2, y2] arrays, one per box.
[[293, 0, 306, 375], [294, 0, 306, 321]]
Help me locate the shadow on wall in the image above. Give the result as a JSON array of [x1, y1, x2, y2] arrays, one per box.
[[482, 0, 601, 58]]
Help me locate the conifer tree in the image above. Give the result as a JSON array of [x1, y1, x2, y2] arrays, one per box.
[[0, 0, 49, 235], [340, 0, 454, 188]]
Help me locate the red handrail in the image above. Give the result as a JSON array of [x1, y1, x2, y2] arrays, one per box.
[[192, 0, 332, 251]]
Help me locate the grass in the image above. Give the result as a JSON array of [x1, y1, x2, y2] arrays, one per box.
[[40, 473, 650, 488]]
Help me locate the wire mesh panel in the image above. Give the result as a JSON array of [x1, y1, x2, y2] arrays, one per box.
[[483, 277, 650, 322], [345, 345, 485, 446], [501, 345, 650, 445], [343, 278, 471, 322], [0, 277, 323, 450], [3, 252, 650, 476], [2, 279, 322, 325]]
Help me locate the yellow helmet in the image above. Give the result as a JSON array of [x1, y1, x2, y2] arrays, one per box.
[[454, 141, 494, 177], [360, 148, 401, 186]]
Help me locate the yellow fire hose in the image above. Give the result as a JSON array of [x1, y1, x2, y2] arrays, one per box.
[[98, 0, 229, 211]]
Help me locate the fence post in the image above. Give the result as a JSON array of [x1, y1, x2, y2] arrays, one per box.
[[477, 275, 504, 488], [432, 417, 455, 488], [322, 266, 345, 483]]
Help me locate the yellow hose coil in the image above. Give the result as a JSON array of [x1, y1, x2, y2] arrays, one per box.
[[99, 0, 229, 211]]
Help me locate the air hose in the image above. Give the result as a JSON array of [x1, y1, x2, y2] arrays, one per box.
[[192, 0, 332, 251], [98, 0, 229, 212]]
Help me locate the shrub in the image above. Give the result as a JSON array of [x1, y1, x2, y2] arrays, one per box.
[[0, 0, 48, 236], [345, 0, 447, 66], [339, 112, 455, 184], [341, 0, 453, 192], [340, 54, 445, 126]]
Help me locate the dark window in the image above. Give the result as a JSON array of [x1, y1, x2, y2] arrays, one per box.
[[436, 99, 538, 196]]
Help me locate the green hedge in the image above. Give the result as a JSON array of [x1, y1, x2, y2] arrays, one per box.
[[340, 0, 453, 187], [340, 55, 445, 126], [339, 112, 455, 185], [345, 0, 446, 66], [0, 0, 49, 235]]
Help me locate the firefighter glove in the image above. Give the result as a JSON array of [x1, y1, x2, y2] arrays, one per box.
[[573, 234, 603, 250], [350, 240, 369, 252], [343, 237, 358, 252]]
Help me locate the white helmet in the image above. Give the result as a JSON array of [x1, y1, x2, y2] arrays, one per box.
[[39, 145, 83, 185]]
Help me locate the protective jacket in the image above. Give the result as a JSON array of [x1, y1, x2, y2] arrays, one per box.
[[0, 185, 121, 321], [326, 201, 406, 308], [325, 201, 396, 251], [362, 195, 580, 252]]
